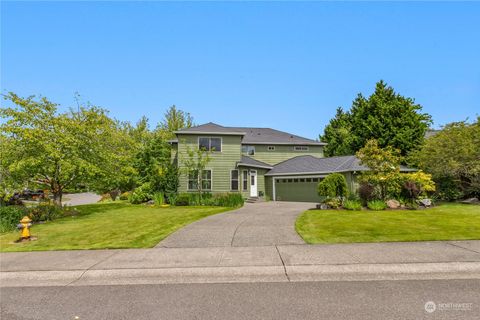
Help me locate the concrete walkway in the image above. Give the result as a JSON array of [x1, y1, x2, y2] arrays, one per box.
[[2, 241, 480, 287], [157, 201, 315, 248]]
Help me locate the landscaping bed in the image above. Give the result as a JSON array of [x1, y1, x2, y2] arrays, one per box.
[[0, 202, 231, 252], [296, 203, 480, 244]]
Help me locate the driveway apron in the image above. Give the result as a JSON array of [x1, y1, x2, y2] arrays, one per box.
[[157, 202, 315, 248]]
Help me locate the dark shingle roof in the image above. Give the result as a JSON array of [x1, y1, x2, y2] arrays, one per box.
[[175, 122, 326, 145], [175, 122, 246, 135], [265, 155, 415, 176], [230, 127, 326, 145], [237, 155, 273, 169]]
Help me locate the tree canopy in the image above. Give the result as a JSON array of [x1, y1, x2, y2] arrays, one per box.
[[410, 117, 480, 199], [320, 81, 432, 157], [0, 93, 137, 205]]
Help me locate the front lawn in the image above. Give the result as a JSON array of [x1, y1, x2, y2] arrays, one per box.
[[0, 202, 231, 252], [296, 203, 480, 244]]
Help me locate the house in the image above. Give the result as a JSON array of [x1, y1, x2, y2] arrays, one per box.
[[170, 122, 412, 202]]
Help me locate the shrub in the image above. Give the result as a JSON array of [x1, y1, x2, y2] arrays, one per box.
[[0, 206, 27, 233], [166, 193, 177, 205], [317, 173, 348, 198], [343, 199, 362, 211], [367, 200, 387, 211], [405, 201, 419, 210], [129, 183, 153, 204], [175, 193, 191, 206], [402, 181, 421, 200], [324, 197, 342, 209], [119, 191, 131, 201], [98, 193, 112, 202], [435, 176, 464, 201], [359, 182, 376, 203], [210, 193, 244, 207], [27, 203, 64, 222], [152, 192, 165, 206]]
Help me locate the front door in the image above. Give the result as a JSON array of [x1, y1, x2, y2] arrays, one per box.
[[250, 170, 257, 197]]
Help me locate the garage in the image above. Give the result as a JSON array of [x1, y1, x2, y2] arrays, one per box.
[[274, 177, 324, 202]]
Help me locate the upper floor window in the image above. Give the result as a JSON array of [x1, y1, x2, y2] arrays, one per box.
[[294, 146, 309, 151], [267, 146, 275, 151], [199, 137, 222, 152], [241, 145, 255, 155]]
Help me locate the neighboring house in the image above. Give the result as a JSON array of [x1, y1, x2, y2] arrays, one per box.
[[170, 122, 413, 202]]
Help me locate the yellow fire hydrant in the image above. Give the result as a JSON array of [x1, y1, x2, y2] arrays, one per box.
[[17, 216, 32, 240]]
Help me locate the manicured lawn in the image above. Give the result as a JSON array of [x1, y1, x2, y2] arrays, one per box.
[[0, 202, 232, 252], [296, 203, 480, 244]]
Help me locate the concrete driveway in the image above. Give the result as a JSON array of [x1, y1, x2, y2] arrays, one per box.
[[157, 201, 315, 248], [62, 192, 101, 206]]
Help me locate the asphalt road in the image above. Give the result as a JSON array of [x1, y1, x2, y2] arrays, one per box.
[[1, 279, 479, 320]]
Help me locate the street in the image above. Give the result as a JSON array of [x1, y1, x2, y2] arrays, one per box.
[[1, 279, 479, 320]]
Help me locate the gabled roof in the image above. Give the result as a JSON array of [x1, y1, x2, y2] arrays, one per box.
[[265, 155, 415, 176], [175, 122, 326, 145], [175, 122, 245, 135], [237, 155, 273, 169]]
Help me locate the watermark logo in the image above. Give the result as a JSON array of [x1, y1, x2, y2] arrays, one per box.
[[425, 301, 473, 313], [425, 301, 436, 313]]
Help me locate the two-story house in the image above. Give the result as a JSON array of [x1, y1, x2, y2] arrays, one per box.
[[170, 122, 406, 202]]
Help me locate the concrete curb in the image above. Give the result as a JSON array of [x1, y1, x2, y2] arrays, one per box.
[[2, 262, 480, 287]]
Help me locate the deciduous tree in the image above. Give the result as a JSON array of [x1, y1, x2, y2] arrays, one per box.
[[410, 117, 480, 199]]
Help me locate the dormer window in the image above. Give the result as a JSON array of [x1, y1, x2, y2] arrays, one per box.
[[199, 137, 222, 152]]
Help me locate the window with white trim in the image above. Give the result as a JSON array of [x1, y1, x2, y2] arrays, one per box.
[[231, 170, 239, 191], [242, 170, 248, 191], [188, 172, 198, 190], [188, 170, 212, 190], [199, 137, 222, 152], [241, 145, 255, 155], [294, 146, 309, 151]]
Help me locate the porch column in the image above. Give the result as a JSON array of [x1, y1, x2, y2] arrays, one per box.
[[272, 177, 276, 201]]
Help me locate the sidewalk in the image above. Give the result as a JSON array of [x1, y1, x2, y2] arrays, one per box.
[[1, 240, 480, 287]]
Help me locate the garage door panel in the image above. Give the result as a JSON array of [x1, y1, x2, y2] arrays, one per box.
[[275, 181, 322, 202]]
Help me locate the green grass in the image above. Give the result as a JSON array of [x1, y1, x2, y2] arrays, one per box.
[[0, 202, 231, 252], [296, 203, 480, 244]]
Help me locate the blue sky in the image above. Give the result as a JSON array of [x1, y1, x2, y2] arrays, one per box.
[[1, 1, 479, 139]]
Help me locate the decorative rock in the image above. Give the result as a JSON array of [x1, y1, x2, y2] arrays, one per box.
[[316, 203, 329, 210], [386, 199, 400, 209], [460, 197, 479, 204], [419, 198, 432, 207], [146, 200, 155, 205]]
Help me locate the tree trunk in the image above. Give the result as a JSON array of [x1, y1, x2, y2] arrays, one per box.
[[109, 189, 120, 201], [53, 190, 62, 206], [198, 174, 203, 205]]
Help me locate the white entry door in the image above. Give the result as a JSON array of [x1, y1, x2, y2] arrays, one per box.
[[250, 170, 257, 197]]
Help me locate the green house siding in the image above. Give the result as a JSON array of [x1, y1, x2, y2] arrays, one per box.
[[177, 134, 242, 193], [171, 143, 178, 164], [243, 144, 324, 165], [238, 168, 268, 198]]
